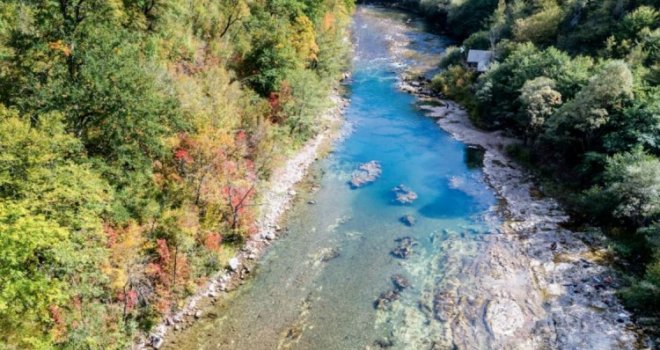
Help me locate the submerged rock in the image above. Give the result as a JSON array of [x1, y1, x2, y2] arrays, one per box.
[[399, 214, 416, 226], [433, 291, 456, 322], [374, 337, 394, 348], [391, 237, 418, 259], [320, 247, 341, 262], [350, 161, 382, 188], [374, 289, 400, 310], [392, 184, 418, 204], [391, 274, 410, 291]]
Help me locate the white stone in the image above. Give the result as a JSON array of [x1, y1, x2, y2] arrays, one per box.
[[546, 283, 564, 297], [228, 258, 240, 271], [485, 298, 525, 337]]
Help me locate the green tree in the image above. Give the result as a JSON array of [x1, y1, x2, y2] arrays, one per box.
[[0, 201, 68, 348], [518, 76, 562, 141], [602, 148, 660, 227], [547, 61, 634, 152]]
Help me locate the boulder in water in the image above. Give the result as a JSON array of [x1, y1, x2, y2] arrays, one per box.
[[392, 184, 418, 204], [400, 214, 416, 226], [392, 274, 410, 291], [374, 289, 400, 309], [390, 236, 418, 259], [350, 161, 382, 188]]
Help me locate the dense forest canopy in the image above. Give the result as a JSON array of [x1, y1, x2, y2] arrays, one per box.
[[0, 0, 353, 348], [384, 0, 660, 317]]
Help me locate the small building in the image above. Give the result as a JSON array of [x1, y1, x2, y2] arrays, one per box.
[[466, 49, 494, 73]]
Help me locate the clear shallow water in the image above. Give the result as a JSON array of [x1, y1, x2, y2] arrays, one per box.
[[167, 7, 498, 350]]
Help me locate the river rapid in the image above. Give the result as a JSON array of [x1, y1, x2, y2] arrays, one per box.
[[164, 6, 640, 350]]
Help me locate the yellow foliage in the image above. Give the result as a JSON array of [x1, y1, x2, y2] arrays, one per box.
[[105, 222, 145, 293], [513, 5, 563, 45], [322, 12, 336, 32], [48, 40, 71, 57], [291, 15, 319, 63]]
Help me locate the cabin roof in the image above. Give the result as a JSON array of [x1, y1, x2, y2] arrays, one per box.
[[466, 50, 494, 72]]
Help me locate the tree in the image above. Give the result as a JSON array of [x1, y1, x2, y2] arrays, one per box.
[[603, 91, 660, 155], [518, 76, 562, 141], [0, 201, 68, 348], [0, 105, 118, 348], [547, 61, 634, 152], [513, 3, 562, 46], [601, 148, 660, 227]]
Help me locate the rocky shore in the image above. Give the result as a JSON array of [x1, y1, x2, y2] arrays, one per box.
[[398, 77, 643, 349], [134, 90, 349, 350]]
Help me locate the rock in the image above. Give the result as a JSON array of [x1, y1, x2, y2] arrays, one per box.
[[150, 335, 164, 349], [391, 237, 417, 259], [485, 298, 525, 337], [288, 189, 297, 196], [194, 310, 203, 319], [400, 214, 416, 226], [341, 72, 351, 82], [391, 274, 410, 290], [308, 200, 317, 205], [433, 291, 456, 322], [320, 247, 341, 262], [228, 258, 240, 271], [374, 337, 394, 348], [392, 184, 418, 204], [590, 300, 608, 310], [400, 84, 416, 94], [546, 283, 564, 297], [263, 232, 276, 241], [350, 161, 382, 188], [374, 290, 400, 309]]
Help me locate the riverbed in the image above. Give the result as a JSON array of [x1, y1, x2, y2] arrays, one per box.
[[163, 6, 639, 350]]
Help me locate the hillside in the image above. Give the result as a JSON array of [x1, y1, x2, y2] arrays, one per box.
[[0, 1, 353, 348]]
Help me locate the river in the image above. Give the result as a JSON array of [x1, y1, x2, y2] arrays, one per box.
[[164, 7, 499, 349], [162, 5, 637, 350]]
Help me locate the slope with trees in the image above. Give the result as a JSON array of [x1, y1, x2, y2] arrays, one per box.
[[0, 0, 353, 348]]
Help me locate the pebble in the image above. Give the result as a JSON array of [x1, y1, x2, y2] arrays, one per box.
[[228, 258, 240, 271]]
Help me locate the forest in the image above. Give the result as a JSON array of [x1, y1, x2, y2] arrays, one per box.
[[0, 0, 353, 348], [382, 0, 660, 318]]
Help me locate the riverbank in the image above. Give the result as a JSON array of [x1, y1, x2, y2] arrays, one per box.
[[135, 90, 350, 349], [400, 77, 643, 348]]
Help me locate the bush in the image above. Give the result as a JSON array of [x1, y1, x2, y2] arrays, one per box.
[[431, 65, 479, 121], [438, 46, 464, 69]]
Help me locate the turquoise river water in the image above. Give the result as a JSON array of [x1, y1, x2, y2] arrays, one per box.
[[166, 6, 501, 350]]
